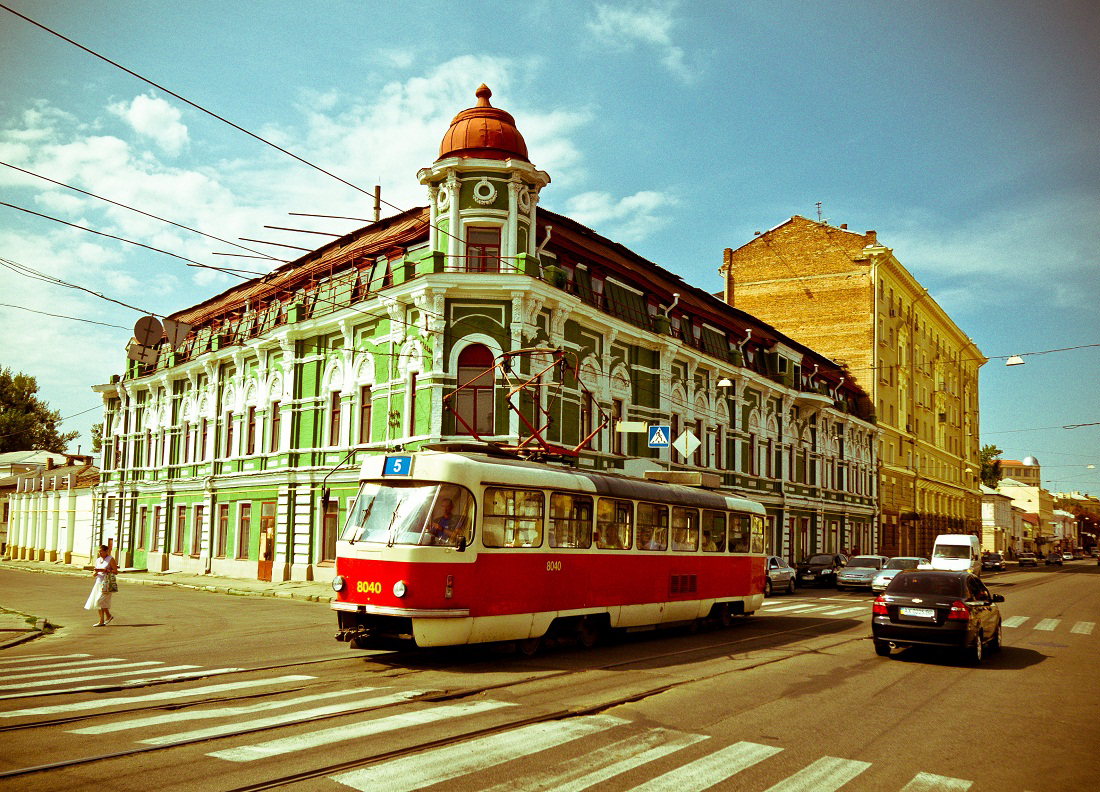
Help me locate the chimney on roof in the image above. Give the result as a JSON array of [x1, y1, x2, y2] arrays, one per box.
[[840, 223, 847, 230], [45, 458, 55, 471], [866, 230, 878, 245]]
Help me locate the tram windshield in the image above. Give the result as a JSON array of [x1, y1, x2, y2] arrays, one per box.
[[341, 482, 474, 546]]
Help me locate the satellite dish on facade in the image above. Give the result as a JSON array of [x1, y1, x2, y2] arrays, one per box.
[[162, 318, 192, 349], [133, 316, 164, 347], [125, 339, 159, 364]]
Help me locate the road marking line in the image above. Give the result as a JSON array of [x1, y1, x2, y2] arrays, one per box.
[[144, 689, 426, 746], [1, 661, 164, 681], [328, 715, 629, 791], [0, 664, 198, 691], [211, 699, 517, 763], [481, 727, 707, 792], [900, 771, 973, 791], [0, 653, 93, 666], [0, 675, 316, 718], [633, 741, 784, 792], [1070, 621, 1095, 635], [72, 686, 388, 734], [763, 604, 832, 613], [1034, 619, 1060, 631], [762, 755, 871, 792], [0, 667, 246, 700], [817, 607, 867, 616], [1002, 616, 1029, 628]]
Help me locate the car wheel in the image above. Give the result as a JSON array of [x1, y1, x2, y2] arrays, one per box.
[[874, 639, 891, 657], [968, 631, 984, 665], [787, 577, 796, 594], [990, 623, 1003, 653], [764, 578, 773, 597]]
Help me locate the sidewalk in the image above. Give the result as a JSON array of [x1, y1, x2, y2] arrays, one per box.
[[0, 558, 335, 605]]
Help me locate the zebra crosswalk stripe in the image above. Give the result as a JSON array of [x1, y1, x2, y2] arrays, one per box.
[[0, 653, 91, 665], [1071, 621, 1094, 635], [1, 660, 164, 681], [0, 664, 198, 691], [477, 726, 706, 792], [144, 689, 426, 746], [900, 771, 973, 791], [0, 675, 316, 718], [1002, 616, 1028, 628], [72, 686, 389, 735], [0, 657, 124, 672], [632, 740, 784, 792], [762, 755, 871, 792], [328, 714, 627, 791], [1034, 618, 1060, 631], [209, 699, 516, 763], [818, 607, 867, 616]]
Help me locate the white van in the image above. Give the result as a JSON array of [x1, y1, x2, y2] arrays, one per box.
[[929, 534, 982, 576]]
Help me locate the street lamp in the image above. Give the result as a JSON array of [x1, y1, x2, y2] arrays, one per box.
[[1005, 355, 1025, 366]]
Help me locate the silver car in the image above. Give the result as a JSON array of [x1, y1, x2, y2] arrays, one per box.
[[871, 556, 930, 592], [765, 556, 796, 596], [837, 555, 890, 590]]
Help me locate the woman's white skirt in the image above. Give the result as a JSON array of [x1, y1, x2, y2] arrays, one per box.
[[84, 578, 112, 610]]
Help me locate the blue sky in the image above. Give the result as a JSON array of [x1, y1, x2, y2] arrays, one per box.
[[1, 0, 1097, 494]]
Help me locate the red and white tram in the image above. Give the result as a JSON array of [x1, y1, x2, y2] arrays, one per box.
[[331, 449, 767, 650]]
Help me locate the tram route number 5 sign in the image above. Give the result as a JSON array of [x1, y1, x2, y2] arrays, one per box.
[[383, 456, 413, 476]]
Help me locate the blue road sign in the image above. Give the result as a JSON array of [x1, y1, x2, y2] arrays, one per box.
[[648, 425, 672, 448], [382, 455, 413, 476]]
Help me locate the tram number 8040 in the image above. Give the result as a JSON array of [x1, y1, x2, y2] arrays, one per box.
[[356, 581, 382, 594], [546, 560, 562, 572]]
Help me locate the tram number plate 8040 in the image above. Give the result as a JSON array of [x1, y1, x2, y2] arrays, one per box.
[[383, 456, 413, 476]]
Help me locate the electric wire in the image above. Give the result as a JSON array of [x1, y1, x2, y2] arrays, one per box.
[[0, 257, 159, 316], [0, 160, 282, 263], [0, 302, 129, 329], [0, 201, 264, 278]]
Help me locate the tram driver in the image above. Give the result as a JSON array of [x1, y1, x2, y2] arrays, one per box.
[[425, 488, 468, 547]]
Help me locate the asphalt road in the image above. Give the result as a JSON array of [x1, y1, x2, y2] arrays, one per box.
[[0, 562, 1097, 791]]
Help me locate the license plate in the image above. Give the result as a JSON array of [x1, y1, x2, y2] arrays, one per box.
[[900, 607, 934, 619], [803, 574, 815, 580]]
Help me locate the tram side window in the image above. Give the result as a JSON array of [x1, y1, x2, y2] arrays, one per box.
[[701, 510, 726, 552], [596, 498, 633, 550], [751, 514, 766, 554], [636, 502, 669, 551], [483, 487, 544, 548], [728, 513, 751, 553], [549, 493, 593, 549], [424, 484, 474, 547], [671, 507, 699, 552]]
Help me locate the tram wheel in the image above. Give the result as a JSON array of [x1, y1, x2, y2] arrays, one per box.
[[576, 618, 603, 649], [516, 636, 542, 657], [718, 604, 734, 628]]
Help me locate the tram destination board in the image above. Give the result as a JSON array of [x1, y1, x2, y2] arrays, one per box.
[[382, 455, 413, 476]]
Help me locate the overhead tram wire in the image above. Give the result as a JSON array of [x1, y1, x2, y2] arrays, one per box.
[[0, 160, 283, 263], [0, 303, 129, 329], [0, 201, 264, 279], [0, 257, 158, 316], [0, 3, 481, 255]]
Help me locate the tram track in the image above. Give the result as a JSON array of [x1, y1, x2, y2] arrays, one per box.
[[0, 613, 862, 782]]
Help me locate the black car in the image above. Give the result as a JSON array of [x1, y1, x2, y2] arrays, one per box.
[[795, 553, 847, 588], [872, 570, 1004, 664], [1045, 553, 1063, 566], [1017, 552, 1038, 567], [981, 553, 1005, 572]]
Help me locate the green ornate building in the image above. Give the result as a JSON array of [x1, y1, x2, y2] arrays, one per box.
[[93, 85, 878, 581]]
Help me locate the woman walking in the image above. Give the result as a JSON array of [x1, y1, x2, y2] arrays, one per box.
[[84, 544, 118, 626]]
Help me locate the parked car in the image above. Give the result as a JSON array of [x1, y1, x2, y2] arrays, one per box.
[[1090, 548, 1099, 558], [765, 556, 797, 596], [1062, 552, 1073, 561], [872, 570, 1004, 664], [871, 557, 929, 593], [796, 553, 848, 588], [1017, 552, 1038, 567], [837, 555, 890, 590], [1046, 553, 1063, 566], [981, 553, 1006, 572]]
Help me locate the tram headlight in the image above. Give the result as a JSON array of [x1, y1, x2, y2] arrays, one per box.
[[393, 580, 408, 598], [331, 575, 346, 592]]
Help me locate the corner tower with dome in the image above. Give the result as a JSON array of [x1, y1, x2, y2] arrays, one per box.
[[71, 86, 878, 583]]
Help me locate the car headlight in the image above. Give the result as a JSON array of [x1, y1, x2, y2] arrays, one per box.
[[331, 575, 346, 592], [393, 580, 408, 598]]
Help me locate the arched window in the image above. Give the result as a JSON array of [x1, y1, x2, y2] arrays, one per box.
[[456, 344, 495, 435]]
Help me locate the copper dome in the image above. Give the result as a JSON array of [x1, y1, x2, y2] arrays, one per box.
[[438, 84, 529, 163]]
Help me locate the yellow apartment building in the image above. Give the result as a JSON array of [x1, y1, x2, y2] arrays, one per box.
[[720, 216, 984, 556]]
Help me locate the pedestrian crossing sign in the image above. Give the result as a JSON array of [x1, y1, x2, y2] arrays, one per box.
[[648, 425, 671, 448]]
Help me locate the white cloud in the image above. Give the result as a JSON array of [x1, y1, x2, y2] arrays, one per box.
[[564, 189, 678, 243], [108, 94, 189, 156], [586, 2, 693, 82]]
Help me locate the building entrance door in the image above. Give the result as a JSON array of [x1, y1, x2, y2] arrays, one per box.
[[257, 501, 276, 581]]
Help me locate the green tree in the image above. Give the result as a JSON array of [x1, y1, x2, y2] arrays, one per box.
[[89, 422, 104, 454], [980, 444, 1004, 488], [0, 367, 79, 453]]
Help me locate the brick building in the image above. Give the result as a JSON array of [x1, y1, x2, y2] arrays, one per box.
[[720, 216, 983, 557]]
